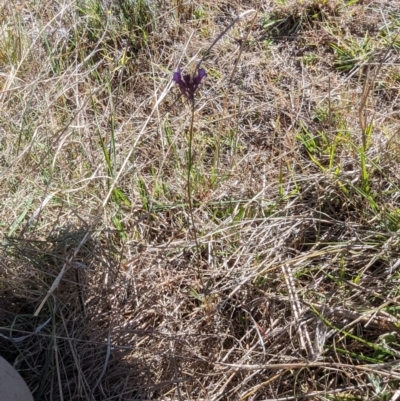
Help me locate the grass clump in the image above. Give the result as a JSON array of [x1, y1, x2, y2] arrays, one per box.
[[262, 0, 341, 38], [1, 0, 400, 400]]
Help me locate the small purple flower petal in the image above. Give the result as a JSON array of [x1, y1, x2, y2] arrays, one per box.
[[173, 68, 188, 97], [173, 69, 182, 84], [183, 73, 191, 85], [193, 68, 206, 85]]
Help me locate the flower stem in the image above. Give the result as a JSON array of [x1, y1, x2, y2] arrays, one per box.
[[187, 99, 201, 278]]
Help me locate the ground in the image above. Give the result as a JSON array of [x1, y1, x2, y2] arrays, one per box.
[[1, 0, 400, 400]]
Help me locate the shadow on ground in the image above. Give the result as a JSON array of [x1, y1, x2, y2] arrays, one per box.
[[0, 225, 155, 400]]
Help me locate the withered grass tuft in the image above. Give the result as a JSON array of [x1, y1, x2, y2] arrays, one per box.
[[1, 0, 400, 400]]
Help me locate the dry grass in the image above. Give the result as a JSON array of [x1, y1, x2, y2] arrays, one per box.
[[1, 0, 400, 400]]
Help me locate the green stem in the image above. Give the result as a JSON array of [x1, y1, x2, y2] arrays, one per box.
[[187, 99, 201, 279]]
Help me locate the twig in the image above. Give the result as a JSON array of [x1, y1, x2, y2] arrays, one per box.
[[196, 9, 257, 71]]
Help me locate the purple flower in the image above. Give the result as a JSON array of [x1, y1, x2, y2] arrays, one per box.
[[173, 66, 207, 101]]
